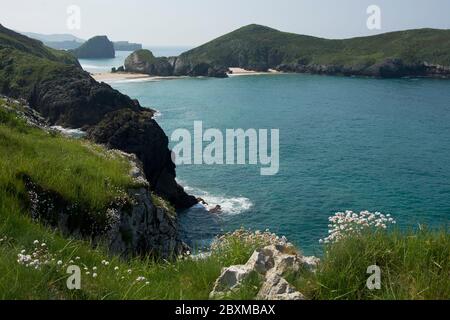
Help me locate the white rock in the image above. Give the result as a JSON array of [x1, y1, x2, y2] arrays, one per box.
[[257, 272, 305, 301], [209, 265, 252, 299]]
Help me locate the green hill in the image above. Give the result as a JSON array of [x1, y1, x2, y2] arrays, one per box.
[[71, 35, 115, 59], [173, 24, 450, 78]]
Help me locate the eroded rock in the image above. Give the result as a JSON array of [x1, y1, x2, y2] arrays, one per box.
[[257, 273, 305, 300], [209, 243, 317, 300]]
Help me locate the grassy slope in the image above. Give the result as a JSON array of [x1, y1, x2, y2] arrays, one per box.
[[0, 24, 80, 98], [0, 100, 250, 300], [290, 229, 449, 300], [180, 24, 450, 69]]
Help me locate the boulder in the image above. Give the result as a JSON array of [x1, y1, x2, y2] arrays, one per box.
[[209, 243, 316, 300], [257, 273, 305, 300], [209, 265, 253, 299]]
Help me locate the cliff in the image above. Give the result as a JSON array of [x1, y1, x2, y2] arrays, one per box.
[[0, 98, 186, 258], [0, 24, 197, 211], [124, 49, 173, 76], [71, 35, 115, 59]]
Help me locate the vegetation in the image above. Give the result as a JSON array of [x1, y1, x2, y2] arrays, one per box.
[[289, 228, 449, 300], [70, 36, 115, 59], [179, 24, 450, 71], [0, 24, 80, 98]]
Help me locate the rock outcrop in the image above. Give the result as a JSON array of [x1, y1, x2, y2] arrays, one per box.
[[20, 150, 186, 259], [125, 49, 173, 76], [276, 58, 450, 79], [106, 152, 187, 258], [114, 41, 142, 52], [124, 49, 228, 78], [210, 243, 319, 300], [87, 109, 198, 210], [71, 35, 115, 59]]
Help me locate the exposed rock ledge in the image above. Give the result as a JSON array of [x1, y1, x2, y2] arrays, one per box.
[[210, 243, 319, 300], [2, 98, 187, 259]]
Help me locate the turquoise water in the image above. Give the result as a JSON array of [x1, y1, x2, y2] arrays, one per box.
[[109, 74, 450, 254]]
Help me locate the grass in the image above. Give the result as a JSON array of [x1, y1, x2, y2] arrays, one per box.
[[0, 100, 448, 300], [180, 24, 450, 70], [0, 24, 80, 98], [288, 228, 449, 300], [0, 102, 259, 299], [0, 101, 134, 211]]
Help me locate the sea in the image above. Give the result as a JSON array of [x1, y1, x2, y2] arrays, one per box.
[[80, 53, 450, 255]]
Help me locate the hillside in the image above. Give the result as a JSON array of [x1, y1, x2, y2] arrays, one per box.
[[172, 24, 450, 78], [0, 23, 196, 210]]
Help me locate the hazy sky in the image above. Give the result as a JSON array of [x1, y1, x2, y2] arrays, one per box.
[[1, 0, 449, 46]]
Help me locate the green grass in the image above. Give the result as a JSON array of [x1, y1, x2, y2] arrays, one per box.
[[288, 228, 449, 300], [179, 24, 450, 70], [0, 24, 80, 99], [0, 102, 134, 211]]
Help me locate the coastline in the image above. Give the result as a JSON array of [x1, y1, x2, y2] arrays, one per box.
[[228, 67, 282, 76], [91, 72, 151, 82]]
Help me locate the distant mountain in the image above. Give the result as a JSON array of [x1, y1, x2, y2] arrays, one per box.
[[70, 36, 115, 59], [21, 32, 84, 43], [171, 24, 450, 78], [114, 41, 142, 51]]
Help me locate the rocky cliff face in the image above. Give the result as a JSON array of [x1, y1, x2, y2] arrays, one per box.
[[124, 49, 228, 78], [71, 35, 115, 59], [276, 58, 450, 79], [21, 149, 186, 259], [87, 109, 198, 210], [124, 50, 173, 76]]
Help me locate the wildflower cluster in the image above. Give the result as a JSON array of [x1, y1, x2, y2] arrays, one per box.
[[15, 239, 150, 287], [17, 240, 53, 270], [320, 211, 396, 244], [0, 235, 9, 245], [211, 227, 291, 254]]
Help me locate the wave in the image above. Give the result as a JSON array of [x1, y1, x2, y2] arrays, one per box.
[[107, 78, 162, 84], [153, 110, 163, 118], [51, 126, 86, 139], [80, 64, 113, 70], [179, 180, 253, 216]]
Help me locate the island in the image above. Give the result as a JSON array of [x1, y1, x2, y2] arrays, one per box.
[[70, 35, 115, 59]]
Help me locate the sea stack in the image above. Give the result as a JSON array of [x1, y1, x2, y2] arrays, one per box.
[[71, 35, 115, 59]]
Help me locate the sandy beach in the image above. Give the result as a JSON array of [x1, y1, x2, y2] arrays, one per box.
[[228, 67, 281, 76], [91, 72, 151, 82]]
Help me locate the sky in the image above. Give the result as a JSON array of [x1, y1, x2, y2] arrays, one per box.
[[1, 0, 449, 46]]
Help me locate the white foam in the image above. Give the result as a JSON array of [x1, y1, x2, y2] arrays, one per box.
[[153, 110, 163, 119], [81, 64, 113, 70], [177, 180, 253, 216], [51, 126, 86, 139]]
